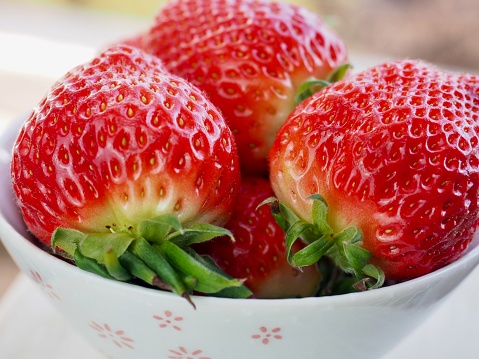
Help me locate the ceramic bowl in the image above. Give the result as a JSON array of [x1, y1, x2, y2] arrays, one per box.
[[2, 117, 479, 359]]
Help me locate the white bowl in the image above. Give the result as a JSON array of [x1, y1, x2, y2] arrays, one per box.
[[2, 117, 479, 359]]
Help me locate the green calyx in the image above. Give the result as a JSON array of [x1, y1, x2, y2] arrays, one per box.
[[51, 215, 252, 307], [295, 63, 352, 104], [263, 195, 385, 293]]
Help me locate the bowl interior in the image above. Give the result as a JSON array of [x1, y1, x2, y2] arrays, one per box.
[[2, 116, 479, 359], [0, 118, 42, 247], [2, 115, 479, 302], [2, 116, 479, 296]]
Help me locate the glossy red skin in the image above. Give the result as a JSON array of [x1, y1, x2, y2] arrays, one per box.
[[269, 60, 479, 280], [11, 45, 241, 246], [136, 0, 348, 175], [196, 177, 321, 298]]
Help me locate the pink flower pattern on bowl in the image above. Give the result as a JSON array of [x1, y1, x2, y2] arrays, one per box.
[[89, 321, 135, 350], [29, 269, 60, 300], [168, 346, 211, 359], [251, 326, 283, 345], [153, 310, 184, 331]]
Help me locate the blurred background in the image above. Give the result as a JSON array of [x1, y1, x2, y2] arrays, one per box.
[[5, 0, 477, 71], [319, 0, 479, 72], [0, 0, 478, 296]]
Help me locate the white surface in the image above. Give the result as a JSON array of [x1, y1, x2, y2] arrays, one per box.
[[0, 2, 478, 358], [0, 274, 103, 359]]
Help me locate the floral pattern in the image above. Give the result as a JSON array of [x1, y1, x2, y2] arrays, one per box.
[[29, 269, 60, 300], [82, 305, 287, 355], [89, 321, 135, 349], [168, 346, 211, 359], [251, 326, 283, 345], [153, 310, 184, 331]]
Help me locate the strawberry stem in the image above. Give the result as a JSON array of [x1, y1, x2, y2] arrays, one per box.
[[50, 215, 252, 304], [267, 195, 385, 293]]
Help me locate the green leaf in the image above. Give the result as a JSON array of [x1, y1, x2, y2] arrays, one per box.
[[157, 241, 245, 294], [257, 196, 279, 208], [138, 214, 182, 243], [295, 78, 331, 104], [103, 247, 132, 281], [80, 232, 134, 263], [327, 226, 366, 276], [327, 63, 352, 83], [333, 226, 363, 245], [258, 197, 288, 232], [51, 228, 86, 258], [341, 242, 371, 278], [285, 220, 316, 265], [310, 194, 333, 236], [361, 264, 385, 289], [270, 201, 287, 232], [168, 223, 234, 247], [73, 248, 113, 280], [119, 251, 158, 286], [278, 202, 300, 229], [188, 253, 252, 299], [129, 237, 189, 297], [291, 234, 335, 267], [258, 197, 300, 234], [316, 257, 359, 296], [260, 195, 387, 293]]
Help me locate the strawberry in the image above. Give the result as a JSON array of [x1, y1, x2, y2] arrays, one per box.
[[195, 177, 321, 298], [131, 0, 348, 175], [10, 45, 250, 302], [268, 60, 479, 284]]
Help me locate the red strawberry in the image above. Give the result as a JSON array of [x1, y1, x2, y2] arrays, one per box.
[[132, 0, 348, 175], [11, 45, 248, 301], [269, 60, 479, 284], [196, 177, 321, 298]]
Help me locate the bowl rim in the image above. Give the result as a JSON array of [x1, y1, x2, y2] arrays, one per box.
[[2, 205, 479, 308], [2, 116, 479, 308]]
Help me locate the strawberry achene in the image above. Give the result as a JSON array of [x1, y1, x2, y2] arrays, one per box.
[[270, 60, 479, 281], [132, 0, 348, 175]]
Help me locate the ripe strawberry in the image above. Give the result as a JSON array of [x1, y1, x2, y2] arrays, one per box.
[[269, 60, 479, 283], [196, 177, 321, 298], [131, 0, 348, 175], [11, 45, 248, 302]]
